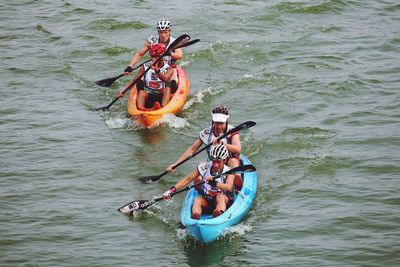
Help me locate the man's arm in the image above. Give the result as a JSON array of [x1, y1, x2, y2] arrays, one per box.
[[128, 41, 151, 67]]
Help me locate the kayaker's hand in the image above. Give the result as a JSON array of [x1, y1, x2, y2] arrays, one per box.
[[212, 138, 223, 146], [162, 186, 176, 200], [117, 91, 124, 98], [207, 178, 217, 187], [124, 66, 133, 73], [152, 65, 160, 73], [166, 164, 176, 173]]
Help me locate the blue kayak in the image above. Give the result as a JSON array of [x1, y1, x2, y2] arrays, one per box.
[[180, 155, 257, 243]]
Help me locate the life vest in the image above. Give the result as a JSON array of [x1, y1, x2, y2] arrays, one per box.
[[142, 62, 171, 93], [197, 162, 230, 200], [198, 124, 239, 159], [147, 35, 176, 65]]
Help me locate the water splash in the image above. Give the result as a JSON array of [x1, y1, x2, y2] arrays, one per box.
[[183, 87, 223, 111], [104, 116, 134, 129], [222, 223, 252, 238], [176, 228, 189, 241], [176, 223, 252, 243], [159, 114, 189, 129]]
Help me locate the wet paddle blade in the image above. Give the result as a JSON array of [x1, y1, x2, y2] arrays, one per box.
[[95, 74, 123, 87], [139, 174, 162, 184], [118, 197, 163, 214], [118, 201, 141, 214], [236, 121, 256, 131]]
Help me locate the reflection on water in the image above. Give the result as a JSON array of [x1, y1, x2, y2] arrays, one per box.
[[137, 128, 166, 144], [181, 234, 241, 267]]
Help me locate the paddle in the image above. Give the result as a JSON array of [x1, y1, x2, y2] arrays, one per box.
[[118, 164, 256, 214], [95, 59, 152, 87], [95, 35, 199, 111], [140, 120, 256, 184]]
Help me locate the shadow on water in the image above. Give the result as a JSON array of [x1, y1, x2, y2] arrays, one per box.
[[180, 235, 241, 267]]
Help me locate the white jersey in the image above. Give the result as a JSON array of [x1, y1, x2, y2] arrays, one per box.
[[198, 124, 238, 158], [197, 162, 230, 199], [147, 35, 176, 65], [142, 62, 171, 92]]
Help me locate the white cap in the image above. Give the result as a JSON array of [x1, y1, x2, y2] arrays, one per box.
[[212, 113, 230, 122]]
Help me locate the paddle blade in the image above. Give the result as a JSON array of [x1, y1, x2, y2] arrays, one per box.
[[235, 121, 256, 132], [139, 175, 161, 184], [167, 34, 190, 51], [118, 197, 162, 214], [95, 74, 123, 87], [118, 201, 141, 214], [174, 39, 200, 50], [95, 100, 114, 111], [225, 164, 256, 175]]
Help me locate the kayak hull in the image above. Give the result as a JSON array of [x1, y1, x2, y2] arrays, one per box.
[[127, 66, 190, 128], [181, 155, 257, 243]]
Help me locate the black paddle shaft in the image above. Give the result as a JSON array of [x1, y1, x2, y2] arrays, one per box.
[[95, 35, 196, 111], [118, 164, 256, 213], [140, 120, 256, 183], [95, 59, 152, 87]]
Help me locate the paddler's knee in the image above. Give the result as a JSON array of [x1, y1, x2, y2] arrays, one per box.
[[213, 209, 224, 218], [191, 212, 200, 220], [170, 80, 178, 94], [194, 177, 202, 192], [136, 79, 144, 91], [234, 174, 243, 191]]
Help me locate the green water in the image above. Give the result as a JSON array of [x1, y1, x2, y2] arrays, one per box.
[[1, 0, 399, 266]]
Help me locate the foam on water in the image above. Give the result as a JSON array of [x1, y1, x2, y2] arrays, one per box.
[[101, 87, 224, 130], [159, 114, 190, 129], [183, 87, 223, 111], [104, 116, 134, 129], [103, 113, 189, 130], [176, 222, 252, 243], [176, 228, 189, 241], [222, 223, 252, 238]]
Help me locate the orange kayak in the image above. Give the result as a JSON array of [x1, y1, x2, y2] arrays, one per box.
[[127, 66, 190, 128]]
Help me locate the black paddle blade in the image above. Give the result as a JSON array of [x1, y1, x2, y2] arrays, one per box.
[[95, 74, 123, 87], [95, 97, 118, 111], [226, 164, 256, 175], [139, 175, 161, 184], [174, 39, 200, 50], [95, 105, 109, 112], [139, 170, 168, 184], [168, 34, 190, 51], [237, 121, 256, 131]]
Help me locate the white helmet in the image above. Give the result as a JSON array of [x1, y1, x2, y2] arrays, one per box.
[[156, 20, 171, 30], [210, 144, 229, 160], [211, 105, 230, 123]]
